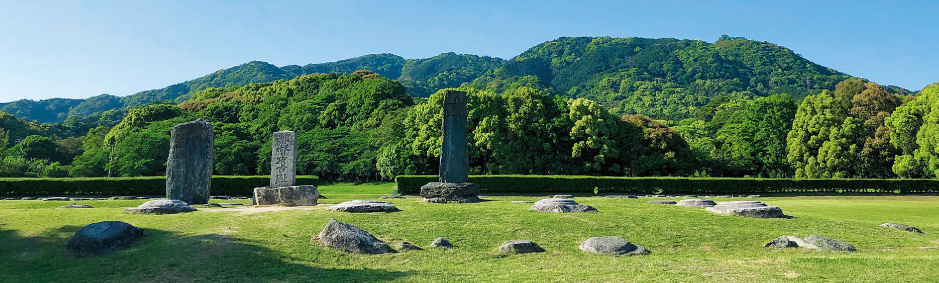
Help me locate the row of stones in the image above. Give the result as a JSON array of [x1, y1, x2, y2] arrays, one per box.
[[5, 196, 252, 201]]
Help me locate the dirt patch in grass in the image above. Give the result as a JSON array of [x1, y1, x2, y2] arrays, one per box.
[[202, 205, 321, 215]]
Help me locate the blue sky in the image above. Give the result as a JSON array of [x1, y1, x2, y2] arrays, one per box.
[[1, 0, 937, 103]]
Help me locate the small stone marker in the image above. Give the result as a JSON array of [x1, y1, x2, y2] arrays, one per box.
[[498, 240, 544, 254], [431, 237, 453, 249], [58, 203, 93, 209], [879, 223, 924, 234], [765, 235, 855, 252], [270, 130, 297, 187], [395, 242, 423, 251], [706, 201, 785, 218], [66, 221, 143, 258], [325, 200, 400, 213], [532, 198, 598, 213], [123, 199, 197, 214], [647, 200, 677, 205], [166, 119, 213, 205], [315, 219, 393, 254], [579, 236, 649, 256], [676, 199, 716, 207], [254, 185, 319, 206]]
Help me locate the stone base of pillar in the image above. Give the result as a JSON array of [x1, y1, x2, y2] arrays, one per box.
[[253, 185, 319, 206], [420, 182, 480, 203]]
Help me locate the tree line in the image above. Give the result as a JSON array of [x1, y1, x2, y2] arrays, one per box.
[[1, 71, 936, 181]]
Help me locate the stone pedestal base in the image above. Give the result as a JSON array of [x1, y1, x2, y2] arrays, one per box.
[[253, 185, 319, 206], [420, 182, 480, 203]]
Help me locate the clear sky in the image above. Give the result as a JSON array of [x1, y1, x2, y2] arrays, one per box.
[[1, 0, 937, 103]]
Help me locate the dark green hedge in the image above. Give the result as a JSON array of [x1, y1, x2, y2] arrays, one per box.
[[395, 175, 939, 195], [0, 175, 319, 196]]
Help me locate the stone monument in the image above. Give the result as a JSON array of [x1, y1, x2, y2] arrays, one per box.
[[166, 119, 213, 204], [269, 130, 296, 187], [253, 130, 319, 206], [420, 90, 480, 203]]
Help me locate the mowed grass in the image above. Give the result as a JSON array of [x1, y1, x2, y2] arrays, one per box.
[[1, 183, 938, 282]]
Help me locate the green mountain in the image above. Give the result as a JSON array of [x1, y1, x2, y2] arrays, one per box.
[[1, 36, 911, 123]]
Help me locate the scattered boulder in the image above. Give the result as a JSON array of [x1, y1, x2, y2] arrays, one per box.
[[647, 200, 677, 205], [510, 201, 534, 204], [766, 235, 856, 252], [880, 223, 925, 234], [314, 219, 393, 254], [706, 201, 785, 218], [66, 221, 144, 258], [42, 197, 70, 201], [532, 198, 598, 213], [58, 203, 93, 209], [764, 236, 798, 248], [123, 200, 197, 214], [253, 185, 319, 206], [552, 195, 573, 199], [579, 236, 649, 256], [21, 197, 37, 200], [325, 200, 400, 213], [109, 196, 136, 200], [395, 242, 423, 251], [431, 237, 453, 249], [497, 240, 544, 254], [420, 182, 480, 203], [676, 199, 716, 207]]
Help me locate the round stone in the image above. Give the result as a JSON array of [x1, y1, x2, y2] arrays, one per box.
[[706, 201, 785, 218], [579, 236, 649, 256], [497, 240, 544, 254], [315, 219, 391, 254], [532, 198, 598, 213], [66, 221, 144, 258]]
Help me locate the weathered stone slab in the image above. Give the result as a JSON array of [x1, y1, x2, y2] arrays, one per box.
[[42, 197, 70, 201], [315, 219, 393, 254], [498, 240, 544, 254], [880, 223, 925, 234], [706, 201, 785, 218], [253, 185, 319, 206], [165, 119, 213, 204], [764, 236, 799, 248], [511, 201, 534, 203], [431, 237, 453, 249], [123, 199, 197, 214], [647, 200, 677, 205], [66, 221, 143, 258], [579, 236, 649, 256], [109, 196, 135, 200], [780, 235, 856, 252], [269, 130, 297, 187], [420, 182, 480, 203], [676, 199, 716, 207], [439, 90, 468, 183], [325, 200, 400, 213], [58, 203, 93, 209], [553, 194, 573, 199], [532, 198, 598, 213]]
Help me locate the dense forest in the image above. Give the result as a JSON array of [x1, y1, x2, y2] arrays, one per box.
[[1, 36, 935, 181]]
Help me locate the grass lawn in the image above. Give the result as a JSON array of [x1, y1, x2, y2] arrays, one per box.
[[1, 182, 938, 282]]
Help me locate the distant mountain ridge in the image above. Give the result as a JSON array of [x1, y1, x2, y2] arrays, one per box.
[[0, 36, 910, 123]]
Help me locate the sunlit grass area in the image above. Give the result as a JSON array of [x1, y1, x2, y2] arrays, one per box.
[[1, 182, 937, 282]]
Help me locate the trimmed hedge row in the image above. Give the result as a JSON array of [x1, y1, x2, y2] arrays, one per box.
[[395, 175, 939, 195], [0, 176, 319, 196]]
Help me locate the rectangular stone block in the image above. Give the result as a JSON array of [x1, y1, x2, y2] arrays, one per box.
[[270, 130, 297, 187], [439, 90, 468, 183], [253, 185, 319, 206], [166, 119, 213, 204]]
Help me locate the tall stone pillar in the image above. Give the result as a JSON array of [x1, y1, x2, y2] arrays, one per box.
[[420, 90, 480, 203], [439, 90, 468, 183], [270, 131, 297, 187], [166, 119, 213, 204]]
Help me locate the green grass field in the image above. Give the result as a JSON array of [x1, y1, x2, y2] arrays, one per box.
[[1, 182, 937, 282]]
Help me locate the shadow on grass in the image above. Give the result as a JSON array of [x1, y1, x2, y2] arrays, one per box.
[[0, 223, 412, 282]]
